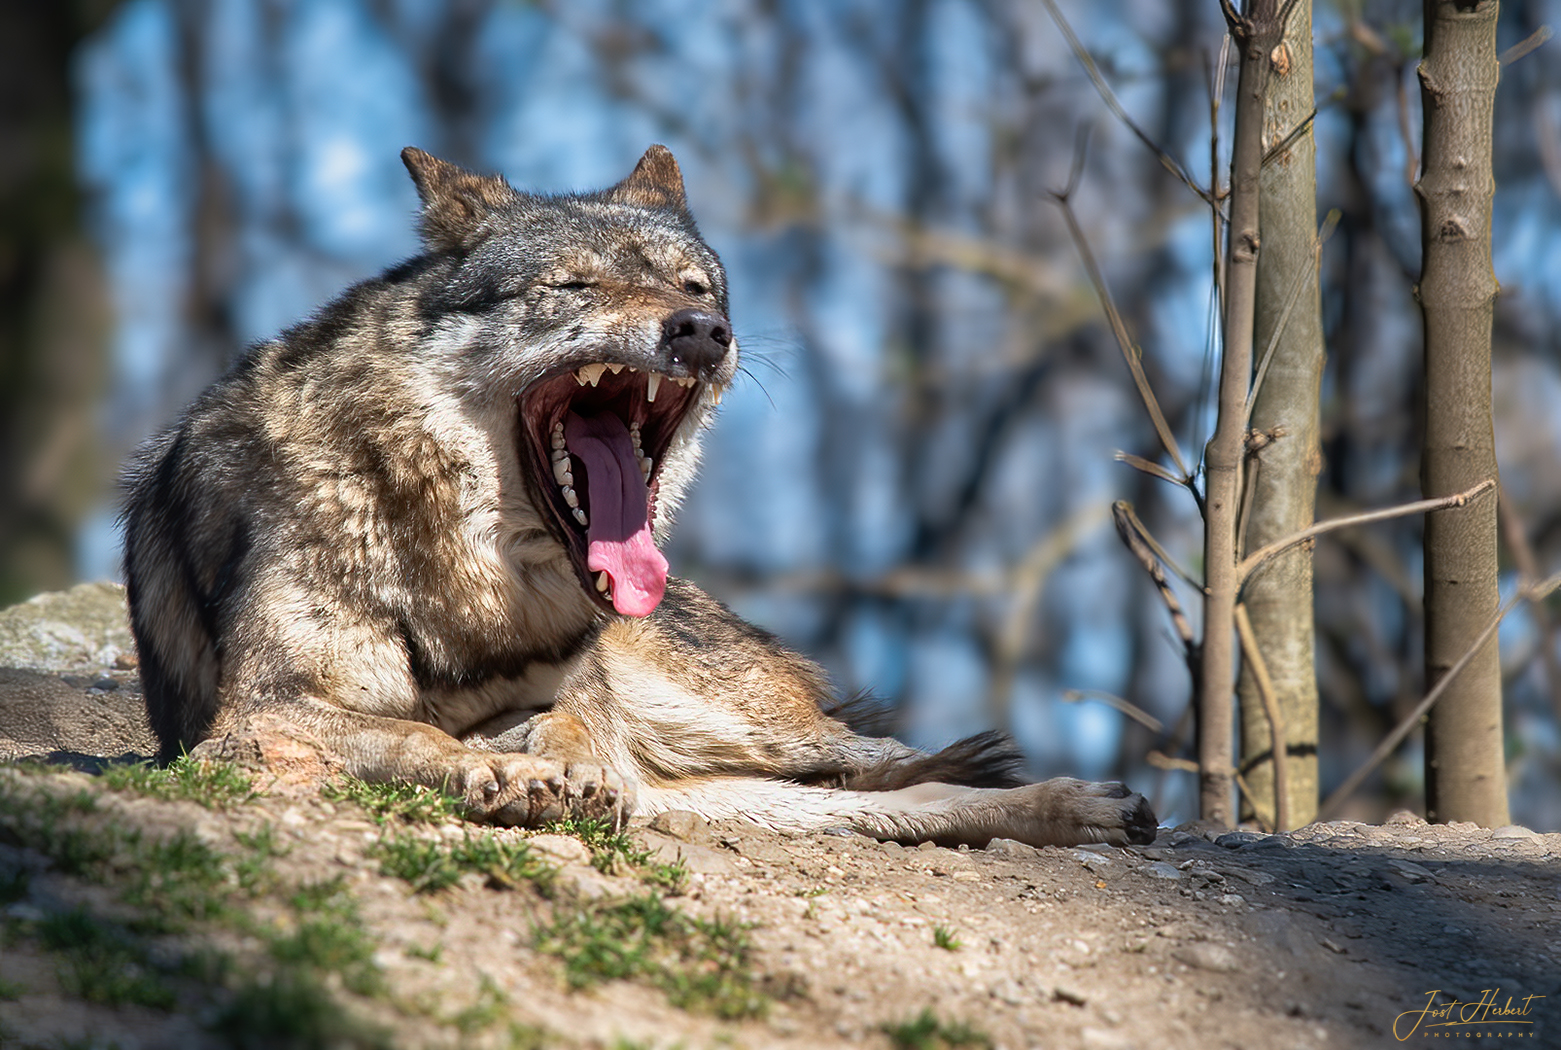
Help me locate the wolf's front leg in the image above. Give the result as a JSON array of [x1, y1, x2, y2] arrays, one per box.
[[197, 698, 627, 826]]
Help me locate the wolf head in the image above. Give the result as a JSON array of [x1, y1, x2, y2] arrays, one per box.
[[401, 146, 737, 618]]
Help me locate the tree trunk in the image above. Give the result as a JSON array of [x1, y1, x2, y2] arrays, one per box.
[[1416, 0, 1509, 827], [1236, 0, 1323, 831], [1201, 0, 1283, 827]]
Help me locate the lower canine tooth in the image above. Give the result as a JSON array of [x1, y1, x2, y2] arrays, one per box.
[[646, 372, 662, 402], [595, 571, 610, 593]]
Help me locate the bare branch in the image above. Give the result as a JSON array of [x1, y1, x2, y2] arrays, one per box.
[[1243, 209, 1340, 431], [1500, 24, 1552, 66], [1112, 501, 1199, 654], [1261, 107, 1318, 169], [1115, 450, 1188, 489], [1061, 689, 1165, 734], [1237, 478, 1496, 588], [1046, 187, 1192, 482], [1039, 0, 1216, 208], [1235, 602, 1289, 832], [1147, 750, 1200, 774], [1319, 572, 1561, 820]]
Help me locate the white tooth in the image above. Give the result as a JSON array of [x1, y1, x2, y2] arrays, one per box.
[[573, 507, 588, 526], [575, 369, 590, 386], [646, 372, 662, 402], [551, 448, 567, 463], [552, 457, 571, 485], [580, 363, 606, 386], [640, 456, 652, 480], [607, 363, 624, 374], [712, 383, 724, 405], [676, 376, 695, 388], [595, 571, 610, 593], [562, 486, 579, 508], [551, 423, 566, 449]]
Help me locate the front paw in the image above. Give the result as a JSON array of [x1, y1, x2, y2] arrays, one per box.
[[1068, 779, 1157, 846], [453, 753, 632, 828]]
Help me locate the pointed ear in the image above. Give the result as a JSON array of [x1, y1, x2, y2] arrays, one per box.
[[401, 147, 519, 252], [607, 145, 688, 211]]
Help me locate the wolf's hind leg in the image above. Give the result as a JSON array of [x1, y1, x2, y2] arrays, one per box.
[[636, 775, 1156, 848]]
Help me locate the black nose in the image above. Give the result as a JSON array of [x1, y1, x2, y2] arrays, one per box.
[[660, 308, 732, 374]]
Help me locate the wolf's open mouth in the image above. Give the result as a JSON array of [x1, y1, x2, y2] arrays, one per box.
[[518, 364, 710, 617]]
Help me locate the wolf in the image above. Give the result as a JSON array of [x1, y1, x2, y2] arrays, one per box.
[[121, 145, 1156, 848]]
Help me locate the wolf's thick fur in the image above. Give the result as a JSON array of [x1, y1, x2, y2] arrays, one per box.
[[122, 146, 1155, 847]]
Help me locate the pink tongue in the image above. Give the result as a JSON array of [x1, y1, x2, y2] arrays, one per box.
[[562, 411, 667, 616]]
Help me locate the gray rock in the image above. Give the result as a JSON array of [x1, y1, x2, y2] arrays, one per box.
[[1491, 825, 1538, 840], [647, 809, 710, 843], [985, 837, 1040, 859], [1172, 943, 1241, 972], [1145, 861, 1185, 880], [0, 582, 133, 673]]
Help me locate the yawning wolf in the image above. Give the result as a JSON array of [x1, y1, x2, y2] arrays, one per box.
[[121, 145, 1156, 847]]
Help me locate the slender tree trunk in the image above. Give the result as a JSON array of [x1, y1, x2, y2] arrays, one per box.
[[1201, 0, 1283, 827], [1416, 0, 1509, 827], [1237, 0, 1323, 831]]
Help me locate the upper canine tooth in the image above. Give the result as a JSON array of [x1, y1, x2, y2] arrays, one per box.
[[712, 383, 724, 405], [645, 372, 662, 403], [579, 363, 606, 387]]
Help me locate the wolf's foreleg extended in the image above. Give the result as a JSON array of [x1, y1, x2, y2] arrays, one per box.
[[632, 776, 1157, 848]]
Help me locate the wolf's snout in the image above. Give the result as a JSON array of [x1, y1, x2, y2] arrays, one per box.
[[660, 308, 731, 374]]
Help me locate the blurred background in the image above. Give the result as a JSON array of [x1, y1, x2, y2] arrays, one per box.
[[2, 0, 1559, 828]]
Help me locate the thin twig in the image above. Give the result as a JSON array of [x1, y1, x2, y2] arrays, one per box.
[[1319, 572, 1561, 820], [1261, 108, 1318, 169], [1497, 486, 1561, 725], [1061, 689, 1165, 734], [1047, 183, 1193, 482], [1116, 451, 1188, 490], [1039, 0, 1216, 207], [1112, 501, 1199, 652], [1500, 24, 1552, 66], [1243, 209, 1341, 431], [1235, 603, 1290, 832], [1237, 478, 1496, 588]]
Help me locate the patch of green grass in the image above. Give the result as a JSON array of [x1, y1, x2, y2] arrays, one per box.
[[123, 829, 238, 929], [404, 939, 442, 963], [533, 892, 767, 1019], [210, 969, 393, 1050], [881, 1009, 993, 1050], [540, 815, 689, 893], [100, 755, 259, 808], [449, 973, 510, 1035], [323, 777, 461, 825], [266, 880, 383, 998], [374, 830, 555, 894], [38, 908, 176, 1010], [932, 925, 962, 951]]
